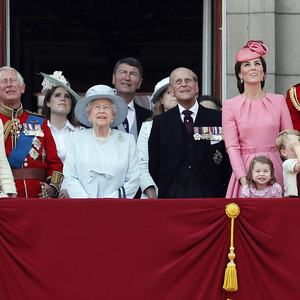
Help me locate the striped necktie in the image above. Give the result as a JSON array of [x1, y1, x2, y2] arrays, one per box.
[[182, 110, 193, 133]]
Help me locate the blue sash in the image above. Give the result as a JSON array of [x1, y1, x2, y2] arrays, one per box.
[[8, 114, 45, 169]]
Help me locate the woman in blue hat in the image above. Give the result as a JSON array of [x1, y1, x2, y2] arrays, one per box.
[[63, 85, 139, 198]]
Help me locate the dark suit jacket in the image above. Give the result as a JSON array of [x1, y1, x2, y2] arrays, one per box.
[[134, 102, 153, 134], [149, 105, 231, 198]]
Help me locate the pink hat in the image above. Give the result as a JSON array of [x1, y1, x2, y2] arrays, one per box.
[[235, 40, 268, 62]]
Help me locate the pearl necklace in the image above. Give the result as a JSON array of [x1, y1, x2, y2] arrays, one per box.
[[92, 127, 112, 144]]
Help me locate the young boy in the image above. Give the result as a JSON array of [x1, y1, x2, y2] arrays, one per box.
[[276, 129, 300, 197]]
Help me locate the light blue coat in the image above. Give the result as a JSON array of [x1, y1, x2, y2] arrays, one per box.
[[64, 129, 139, 198]]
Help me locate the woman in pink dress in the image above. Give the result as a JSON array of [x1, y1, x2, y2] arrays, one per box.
[[222, 40, 293, 198]]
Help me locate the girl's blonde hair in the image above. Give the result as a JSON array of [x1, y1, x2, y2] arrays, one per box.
[[276, 129, 300, 158], [246, 156, 277, 187]]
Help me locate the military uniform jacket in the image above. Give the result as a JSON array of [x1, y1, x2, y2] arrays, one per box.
[[286, 82, 300, 131], [0, 104, 63, 198]]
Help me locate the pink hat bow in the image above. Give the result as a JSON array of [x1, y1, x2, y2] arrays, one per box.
[[235, 40, 268, 62]]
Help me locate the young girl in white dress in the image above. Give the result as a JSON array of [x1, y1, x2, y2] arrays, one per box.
[[242, 156, 282, 198]]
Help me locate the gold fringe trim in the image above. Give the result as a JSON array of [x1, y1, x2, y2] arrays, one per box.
[[223, 203, 240, 292], [289, 86, 300, 111], [3, 120, 13, 143]]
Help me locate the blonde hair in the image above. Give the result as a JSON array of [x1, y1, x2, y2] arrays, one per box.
[[246, 156, 277, 187], [275, 129, 300, 158]]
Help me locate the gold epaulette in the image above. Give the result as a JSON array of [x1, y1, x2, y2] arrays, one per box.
[[25, 110, 46, 118], [289, 86, 300, 111]]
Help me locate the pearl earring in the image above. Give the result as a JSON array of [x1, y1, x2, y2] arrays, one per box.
[[240, 78, 243, 83], [88, 118, 91, 122]]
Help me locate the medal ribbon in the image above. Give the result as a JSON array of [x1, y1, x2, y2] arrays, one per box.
[[8, 115, 45, 169]]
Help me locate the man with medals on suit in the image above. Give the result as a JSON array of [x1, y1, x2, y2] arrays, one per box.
[[149, 67, 231, 198], [112, 57, 153, 140], [0, 66, 63, 198]]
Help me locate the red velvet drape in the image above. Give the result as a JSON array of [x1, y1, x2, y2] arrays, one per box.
[[0, 198, 299, 300]]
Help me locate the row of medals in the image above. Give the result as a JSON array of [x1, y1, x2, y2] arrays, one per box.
[[193, 127, 224, 141], [11, 118, 44, 150]]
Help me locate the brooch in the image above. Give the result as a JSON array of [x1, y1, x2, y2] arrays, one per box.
[[117, 133, 124, 143], [41, 148, 46, 163], [213, 150, 223, 165], [29, 148, 39, 160], [32, 136, 42, 150]]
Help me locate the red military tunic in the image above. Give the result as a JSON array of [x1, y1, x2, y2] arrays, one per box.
[[286, 83, 300, 131], [0, 103, 63, 198]]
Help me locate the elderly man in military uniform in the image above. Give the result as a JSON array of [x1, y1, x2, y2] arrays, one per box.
[[0, 66, 63, 198], [149, 67, 231, 198]]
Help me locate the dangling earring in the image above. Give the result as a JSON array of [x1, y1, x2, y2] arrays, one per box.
[[240, 78, 243, 83], [88, 118, 92, 122], [261, 77, 264, 82]]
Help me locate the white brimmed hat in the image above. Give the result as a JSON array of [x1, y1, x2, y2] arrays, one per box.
[[39, 71, 81, 103], [74, 85, 128, 128], [150, 77, 170, 104]]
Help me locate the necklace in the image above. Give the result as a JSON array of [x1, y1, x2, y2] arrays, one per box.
[[92, 127, 112, 145]]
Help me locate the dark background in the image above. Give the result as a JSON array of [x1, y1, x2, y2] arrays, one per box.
[[10, 0, 205, 110]]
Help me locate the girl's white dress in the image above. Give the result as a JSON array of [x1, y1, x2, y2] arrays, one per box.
[[242, 182, 282, 198]]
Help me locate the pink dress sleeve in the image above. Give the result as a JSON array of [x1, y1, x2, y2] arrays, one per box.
[[279, 94, 293, 130], [222, 99, 247, 181]]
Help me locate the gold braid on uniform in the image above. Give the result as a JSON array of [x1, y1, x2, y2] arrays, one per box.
[[289, 87, 300, 111], [49, 171, 64, 198], [3, 120, 13, 142]]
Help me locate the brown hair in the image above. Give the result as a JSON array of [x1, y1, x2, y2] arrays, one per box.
[[41, 86, 80, 127], [148, 88, 169, 121], [275, 129, 300, 158], [246, 156, 277, 187], [234, 57, 267, 94]]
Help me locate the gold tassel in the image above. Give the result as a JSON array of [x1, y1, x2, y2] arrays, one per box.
[[223, 203, 240, 292]]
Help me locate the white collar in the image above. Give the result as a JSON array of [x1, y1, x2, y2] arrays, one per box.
[[48, 119, 75, 131], [127, 99, 135, 111], [178, 100, 199, 115]]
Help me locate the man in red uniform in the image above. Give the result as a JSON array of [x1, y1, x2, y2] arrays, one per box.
[[0, 66, 63, 198], [286, 83, 300, 192]]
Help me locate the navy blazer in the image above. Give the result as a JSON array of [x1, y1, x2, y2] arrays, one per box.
[[149, 105, 231, 198], [134, 102, 153, 134]]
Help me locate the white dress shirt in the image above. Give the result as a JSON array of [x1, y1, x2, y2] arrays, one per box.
[[127, 100, 135, 131], [178, 100, 199, 123], [48, 120, 81, 189]]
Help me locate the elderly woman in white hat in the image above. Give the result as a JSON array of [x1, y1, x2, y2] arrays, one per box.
[[40, 71, 82, 198], [63, 85, 139, 198], [136, 77, 177, 198]]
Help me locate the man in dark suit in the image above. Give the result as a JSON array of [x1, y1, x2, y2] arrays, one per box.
[[149, 67, 230, 198], [112, 57, 152, 140]]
